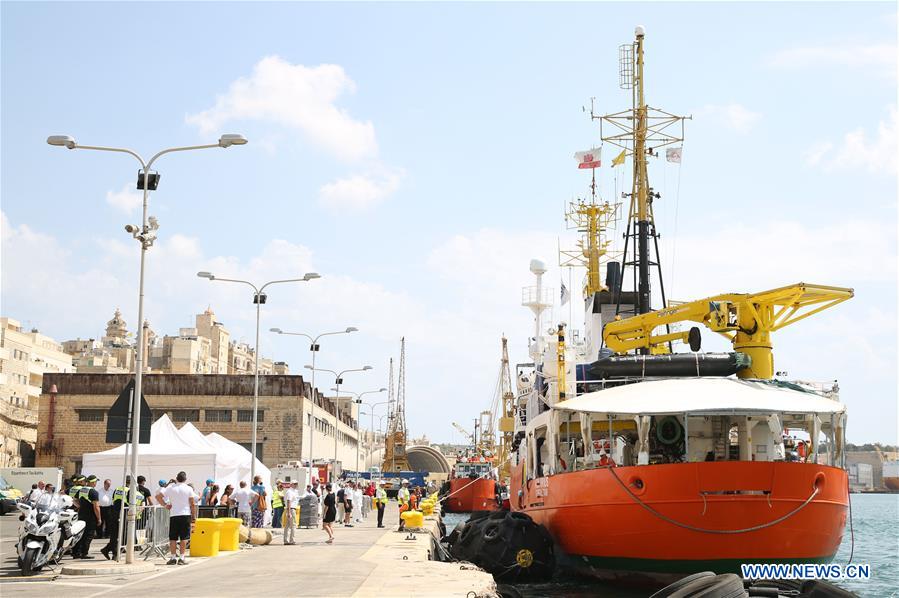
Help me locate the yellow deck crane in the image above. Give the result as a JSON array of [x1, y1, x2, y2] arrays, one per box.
[[602, 282, 854, 379]]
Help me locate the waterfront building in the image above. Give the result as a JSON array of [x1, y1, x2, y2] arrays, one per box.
[[0, 317, 73, 467], [35, 373, 367, 477]]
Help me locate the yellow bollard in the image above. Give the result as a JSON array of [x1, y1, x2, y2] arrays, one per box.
[[190, 518, 223, 557]]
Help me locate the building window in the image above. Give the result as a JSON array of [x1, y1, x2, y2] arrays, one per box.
[[238, 442, 263, 461], [171, 409, 200, 423], [77, 409, 105, 422], [205, 409, 232, 423], [237, 410, 264, 423]]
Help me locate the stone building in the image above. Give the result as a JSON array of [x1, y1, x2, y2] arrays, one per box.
[[0, 317, 73, 466], [36, 373, 367, 478]]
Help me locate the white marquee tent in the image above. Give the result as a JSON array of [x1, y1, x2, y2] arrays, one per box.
[[81, 415, 273, 503]]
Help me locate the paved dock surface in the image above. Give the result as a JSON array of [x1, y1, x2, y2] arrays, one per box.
[[0, 504, 496, 597]]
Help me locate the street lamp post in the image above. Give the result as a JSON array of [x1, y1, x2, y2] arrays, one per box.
[[330, 389, 387, 479], [306, 366, 372, 482], [359, 410, 390, 468], [47, 133, 247, 564], [198, 272, 320, 485], [270, 327, 358, 483]]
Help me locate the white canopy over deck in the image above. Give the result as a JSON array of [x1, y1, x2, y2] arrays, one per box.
[[554, 377, 845, 416]]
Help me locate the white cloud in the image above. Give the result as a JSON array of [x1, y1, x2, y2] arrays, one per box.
[[318, 168, 404, 211], [768, 42, 897, 78], [804, 106, 898, 175], [694, 104, 761, 134], [186, 56, 377, 161], [105, 183, 142, 214], [667, 218, 897, 301]]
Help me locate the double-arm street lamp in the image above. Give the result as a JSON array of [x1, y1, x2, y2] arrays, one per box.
[[270, 327, 358, 482], [330, 388, 388, 479], [359, 410, 391, 469], [198, 272, 320, 483], [305, 366, 372, 481], [47, 133, 247, 564]]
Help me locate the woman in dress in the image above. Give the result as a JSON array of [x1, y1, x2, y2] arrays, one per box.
[[251, 475, 267, 528], [322, 483, 336, 544]]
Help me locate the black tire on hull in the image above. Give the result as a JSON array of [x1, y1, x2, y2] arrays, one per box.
[[447, 511, 554, 582]]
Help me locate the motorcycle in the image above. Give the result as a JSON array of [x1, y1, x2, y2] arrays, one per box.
[[16, 494, 85, 575]]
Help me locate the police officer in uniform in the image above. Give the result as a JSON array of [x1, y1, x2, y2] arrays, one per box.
[[101, 475, 144, 560], [73, 475, 101, 559], [68, 475, 84, 500], [375, 481, 388, 528]]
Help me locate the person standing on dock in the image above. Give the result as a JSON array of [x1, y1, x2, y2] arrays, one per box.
[[272, 480, 284, 529], [375, 481, 388, 528], [397, 480, 411, 531], [282, 481, 298, 545], [322, 483, 336, 544]]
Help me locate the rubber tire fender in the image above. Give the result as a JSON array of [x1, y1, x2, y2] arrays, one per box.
[[649, 572, 716, 598], [482, 521, 502, 543], [668, 574, 747, 598]]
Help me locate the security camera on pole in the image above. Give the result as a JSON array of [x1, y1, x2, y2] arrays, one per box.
[[47, 133, 247, 564]]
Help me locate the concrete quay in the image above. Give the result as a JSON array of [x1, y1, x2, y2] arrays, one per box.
[[0, 503, 497, 598]]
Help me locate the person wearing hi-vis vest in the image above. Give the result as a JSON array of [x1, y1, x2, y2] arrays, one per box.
[[101, 475, 144, 560], [271, 481, 284, 529], [397, 479, 411, 531], [375, 482, 388, 528]]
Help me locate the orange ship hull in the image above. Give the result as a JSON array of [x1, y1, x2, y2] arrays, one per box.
[[444, 477, 502, 513], [510, 461, 847, 583]]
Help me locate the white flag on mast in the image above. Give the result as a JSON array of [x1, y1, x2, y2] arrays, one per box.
[[574, 148, 602, 169], [666, 147, 682, 163], [561, 279, 570, 306]]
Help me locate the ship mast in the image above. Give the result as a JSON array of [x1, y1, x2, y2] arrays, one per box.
[[595, 26, 688, 347]]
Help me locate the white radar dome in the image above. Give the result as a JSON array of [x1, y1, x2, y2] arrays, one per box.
[[635, 25, 646, 37], [529, 259, 548, 275]]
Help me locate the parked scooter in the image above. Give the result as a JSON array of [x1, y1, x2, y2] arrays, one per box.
[[16, 493, 85, 575]]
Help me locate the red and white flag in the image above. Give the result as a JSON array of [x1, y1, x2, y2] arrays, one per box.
[[574, 148, 601, 169]]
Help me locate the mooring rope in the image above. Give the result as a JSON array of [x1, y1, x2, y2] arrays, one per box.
[[608, 467, 820, 534], [438, 476, 494, 505]]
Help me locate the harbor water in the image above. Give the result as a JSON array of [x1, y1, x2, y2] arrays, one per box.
[[444, 493, 899, 597]]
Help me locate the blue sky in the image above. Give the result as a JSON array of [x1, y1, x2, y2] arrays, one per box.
[[2, 2, 896, 444]]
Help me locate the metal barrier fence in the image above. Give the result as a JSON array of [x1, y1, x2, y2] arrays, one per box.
[[197, 505, 237, 519], [114, 505, 170, 561]]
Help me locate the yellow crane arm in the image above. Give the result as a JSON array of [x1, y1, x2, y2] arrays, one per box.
[[602, 282, 854, 379]]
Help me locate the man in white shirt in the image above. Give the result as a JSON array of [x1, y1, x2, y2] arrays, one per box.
[[97, 479, 114, 538], [156, 471, 196, 565], [230, 481, 257, 528], [353, 484, 364, 523], [282, 481, 299, 545], [28, 484, 43, 504]]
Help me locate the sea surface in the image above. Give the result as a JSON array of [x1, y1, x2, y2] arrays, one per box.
[[443, 494, 899, 597]]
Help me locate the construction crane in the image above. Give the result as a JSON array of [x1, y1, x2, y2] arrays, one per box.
[[496, 337, 515, 480], [452, 422, 475, 445], [602, 282, 854, 379], [382, 338, 411, 472]]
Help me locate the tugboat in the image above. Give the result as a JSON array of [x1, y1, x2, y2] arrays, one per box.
[[443, 417, 503, 513], [507, 26, 854, 585]]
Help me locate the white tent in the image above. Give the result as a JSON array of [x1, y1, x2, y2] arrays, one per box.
[[81, 415, 218, 488], [554, 377, 846, 416], [81, 416, 274, 505], [179, 424, 273, 498]]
